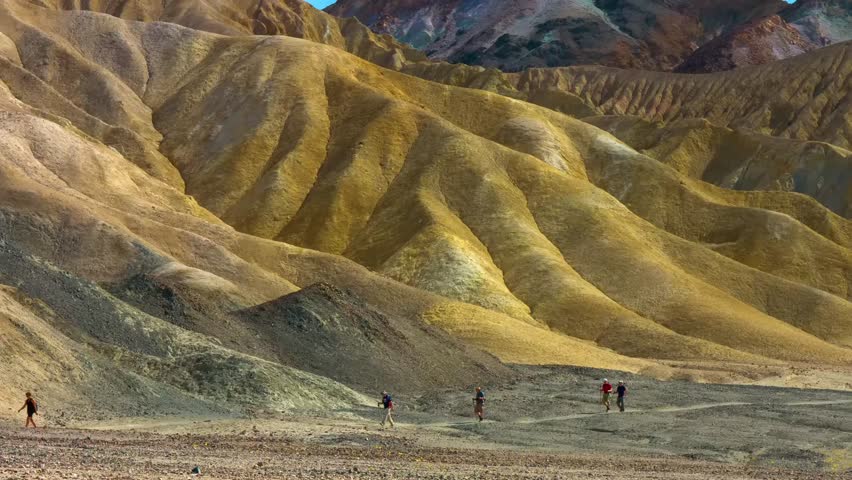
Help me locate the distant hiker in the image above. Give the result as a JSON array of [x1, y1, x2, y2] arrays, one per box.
[[18, 392, 37, 428], [378, 391, 394, 427], [600, 379, 612, 412], [473, 387, 485, 422], [616, 380, 627, 412]]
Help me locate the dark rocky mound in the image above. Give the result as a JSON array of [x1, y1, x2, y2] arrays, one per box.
[[0, 237, 361, 416], [111, 273, 210, 330], [108, 271, 249, 345], [675, 15, 816, 73], [239, 283, 512, 393]]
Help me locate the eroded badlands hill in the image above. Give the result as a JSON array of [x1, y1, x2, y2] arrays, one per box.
[[514, 41, 852, 149], [31, 0, 426, 69], [403, 41, 852, 216], [0, 0, 851, 417]]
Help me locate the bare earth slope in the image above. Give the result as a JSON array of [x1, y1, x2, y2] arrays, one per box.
[[0, 241, 370, 420], [0, 0, 638, 417], [0, 0, 851, 419], [31, 0, 427, 69], [514, 41, 852, 148], [238, 283, 511, 392], [586, 115, 852, 218], [400, 43, 852, 217]]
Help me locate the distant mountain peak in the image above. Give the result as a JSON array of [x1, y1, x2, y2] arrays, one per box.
[[328, 0, 848, 71]]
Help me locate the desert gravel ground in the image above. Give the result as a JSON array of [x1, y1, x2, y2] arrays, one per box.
[[1, 367, 849, 479], [0, 422, 848, 480], [400, 366, 852, 469]]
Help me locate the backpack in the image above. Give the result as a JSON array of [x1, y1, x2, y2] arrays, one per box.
[[383, 395, 393, 408]]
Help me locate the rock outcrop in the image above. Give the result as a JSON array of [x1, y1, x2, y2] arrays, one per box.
[[675, 15, 817, 72]]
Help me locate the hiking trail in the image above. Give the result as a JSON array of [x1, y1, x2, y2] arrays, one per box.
[[415, 399, 852, 428]]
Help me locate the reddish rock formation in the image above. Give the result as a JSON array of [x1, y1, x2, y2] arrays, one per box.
[[675, 15, 816, 73]]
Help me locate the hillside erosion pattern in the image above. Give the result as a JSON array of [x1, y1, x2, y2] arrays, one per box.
[[513, 41, 852, 149], [0, 1, 851, 418]]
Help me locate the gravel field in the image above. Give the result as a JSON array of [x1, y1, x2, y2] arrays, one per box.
[[0, 424, 848, 480], [1, 367, 849, 479]]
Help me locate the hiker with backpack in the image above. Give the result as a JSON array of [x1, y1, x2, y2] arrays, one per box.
[[378, 391, 394, 427], [473, 387, 485, 422], [600, 379, 613, 412], [616, 380, 627, 412], [17, 392, 38, 428]]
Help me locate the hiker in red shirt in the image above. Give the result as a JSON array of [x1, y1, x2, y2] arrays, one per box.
[[600, 379, 613, 412]]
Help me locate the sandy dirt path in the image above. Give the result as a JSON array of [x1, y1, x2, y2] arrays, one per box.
[[418, 399, 852, 427]]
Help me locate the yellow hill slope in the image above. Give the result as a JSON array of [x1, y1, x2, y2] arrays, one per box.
[[0, 0, 850, 389], [586, 116, 852, 218], [0, 2, 641, 380], [30, 0, 426, 69]]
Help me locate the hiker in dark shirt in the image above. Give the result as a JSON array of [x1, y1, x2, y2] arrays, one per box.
[[378, 391, 394, 428], [17, 392, 37, 428], [616, 381, 627, 412], [473, 387, 485, 422]]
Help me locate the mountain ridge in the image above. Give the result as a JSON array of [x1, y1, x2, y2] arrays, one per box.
[[328, 0, 850, 72]]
